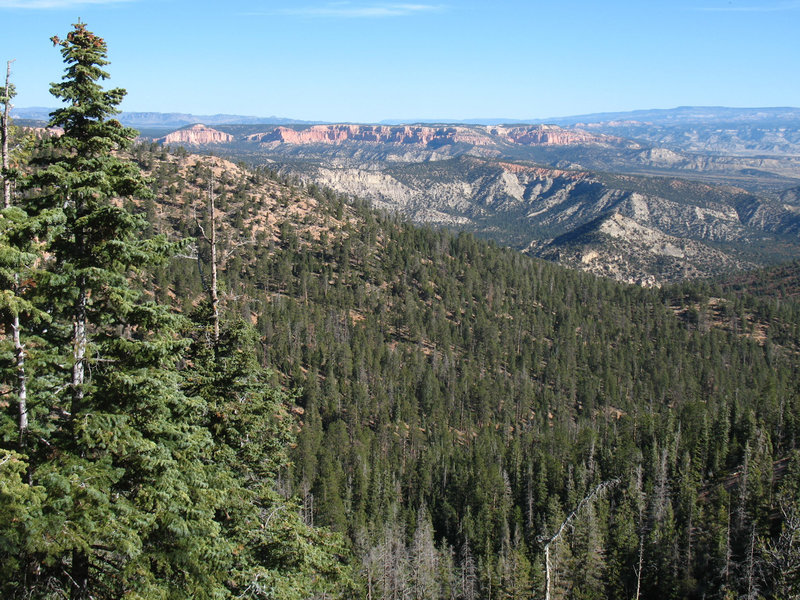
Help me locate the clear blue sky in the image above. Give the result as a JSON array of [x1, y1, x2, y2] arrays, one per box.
[[1, 0, 798, 123]]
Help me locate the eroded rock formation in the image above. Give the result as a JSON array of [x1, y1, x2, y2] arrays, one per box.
[[244, 124, 625, 148], [158, 124, 233, 145]]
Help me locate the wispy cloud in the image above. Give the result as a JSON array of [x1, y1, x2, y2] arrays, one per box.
[[694, 0, 800, 11], [0, 0, 132, 8], [265, 2, 445, 18]]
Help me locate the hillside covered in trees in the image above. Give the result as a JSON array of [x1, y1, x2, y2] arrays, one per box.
[[3, 22, 800, 600], [128, 139, 800, 598]]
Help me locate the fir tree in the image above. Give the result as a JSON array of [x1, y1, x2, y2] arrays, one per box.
[[1, 22, 229, 598], [183, 317, 352, 598]]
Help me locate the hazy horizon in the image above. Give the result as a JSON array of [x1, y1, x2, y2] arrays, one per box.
[[11, 104, 800, 129]]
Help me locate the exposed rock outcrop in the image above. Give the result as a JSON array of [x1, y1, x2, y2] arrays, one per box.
[[490, 125, 631, 147], [158, 124, 233, 145], [529, 212, 755, 286], [247, 125, 492, 146], [290, 154, 798, 285]]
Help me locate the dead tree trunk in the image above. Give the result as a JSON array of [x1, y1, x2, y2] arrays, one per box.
[[208, 175, 219, 342], [634, 464, 645, 600], [2, 60, 14, 209], [196, 169, 220, 344], [13, 310, 27, 446], [543, 478, 619, 600], [635, 531, 644, 600]]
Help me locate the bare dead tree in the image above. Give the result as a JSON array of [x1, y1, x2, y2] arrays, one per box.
[[193, 166, 220, 343], [459, 539, 478, 600], [2, 59, 15, 208], [207, 174, 219, 342], [12, 301, 28, 454], [760, 501, 800, 597], [193, 161, 255, 345], [542, 477, 619, 600], [633, 464, 645, 600]]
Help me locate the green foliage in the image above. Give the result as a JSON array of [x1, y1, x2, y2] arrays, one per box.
[[0, 451, 43, 590], [183, 317, 354, 597], [139, 151, 800, 599], [0, 22, 350, 600]]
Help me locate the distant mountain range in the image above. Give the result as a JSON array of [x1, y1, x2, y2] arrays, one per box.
[[15, 106, 800, 159], [376, 107, 800, 158], [152, 122, 634, 150], [11, 107, 320, 128], [381, 106, 800, 126], [131, 118, 800, 285], [15, 105, 800, 129]]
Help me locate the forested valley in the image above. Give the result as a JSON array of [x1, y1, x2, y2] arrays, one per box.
[[2, 22, 800, 600]]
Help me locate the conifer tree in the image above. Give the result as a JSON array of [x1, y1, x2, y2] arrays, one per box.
[[0, 56, 56, 597], [0, 59, 33, 453], [1, 22, 230, 598], [183, 317, 352, 598]]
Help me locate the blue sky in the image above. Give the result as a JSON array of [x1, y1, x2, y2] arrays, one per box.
[[0, 0, 798, 123]]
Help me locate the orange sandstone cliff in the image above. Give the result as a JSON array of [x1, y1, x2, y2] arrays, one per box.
[[243, 124, 625, 148]]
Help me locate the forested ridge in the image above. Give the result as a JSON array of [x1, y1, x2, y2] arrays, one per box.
[[128, 137, 800, 598], [3, 22, 800, 600]]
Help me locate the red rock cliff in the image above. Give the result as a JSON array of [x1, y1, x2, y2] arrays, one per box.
[[246, 125, 494, 146], [489, 125, 627, 146], [244, 123, 624, 148]]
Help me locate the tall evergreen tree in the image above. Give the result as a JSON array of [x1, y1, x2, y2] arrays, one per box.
[[0, 57, 32, 453], [183, 317, 352, 598], [1, 22, 230, 598]]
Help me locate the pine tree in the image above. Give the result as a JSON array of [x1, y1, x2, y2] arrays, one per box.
[[2, 22, 231, 598], [183, 318, 352, 599], [0, 57, 35, 454], [498, 526, 533, 600]]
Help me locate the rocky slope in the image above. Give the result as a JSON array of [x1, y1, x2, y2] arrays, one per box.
[[135, 150, 350, 250], [288, 156, 800, 285], [530, 212, 754, 286], [146, 118, 800, 285]]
